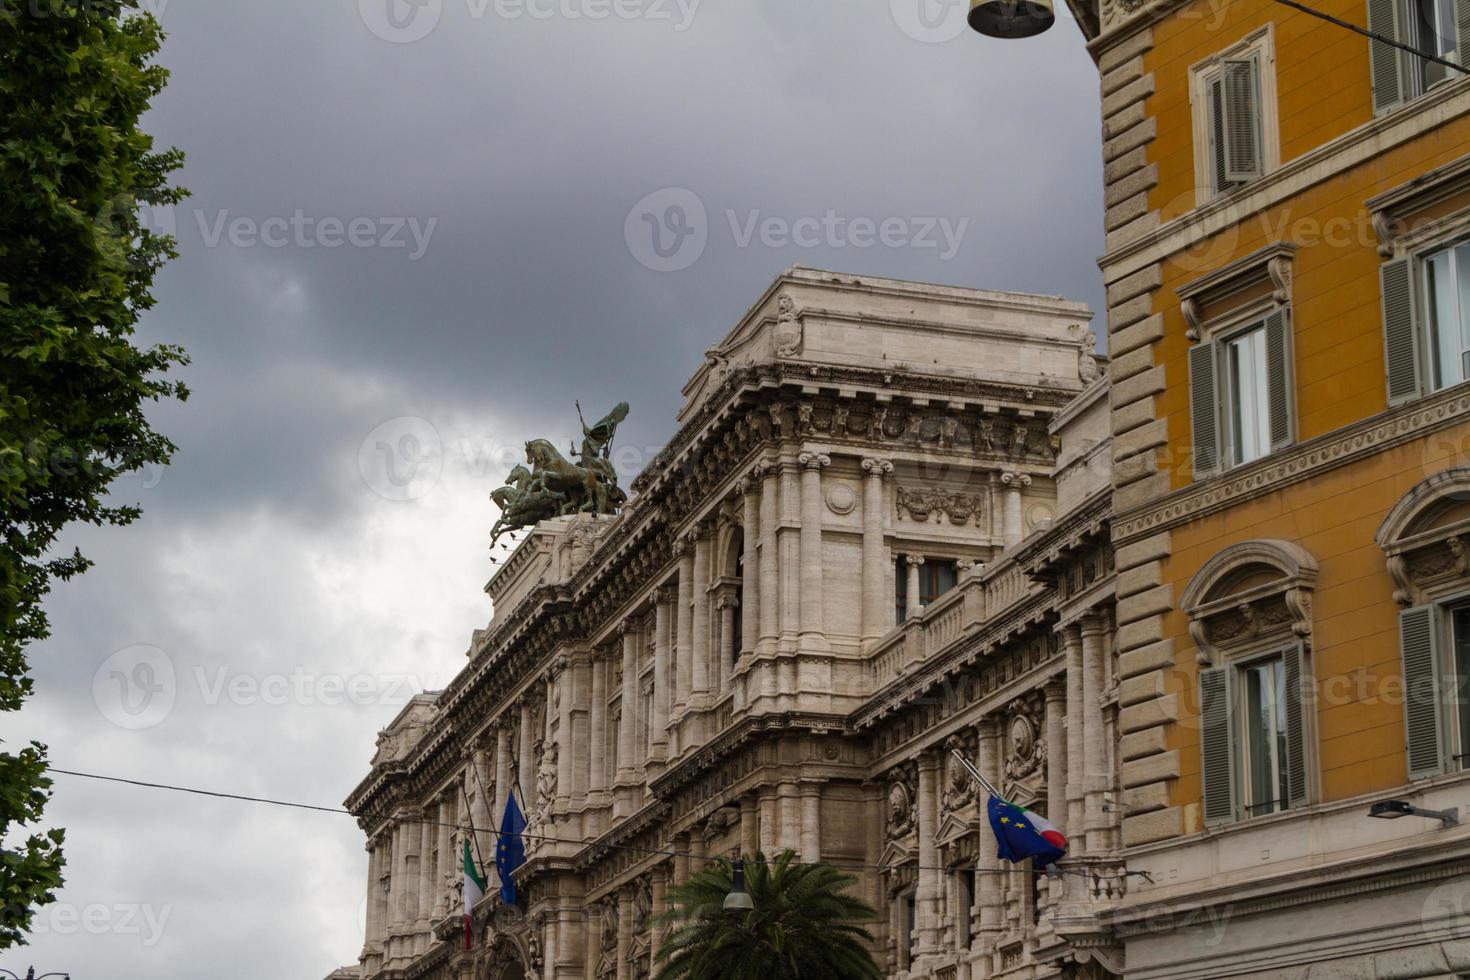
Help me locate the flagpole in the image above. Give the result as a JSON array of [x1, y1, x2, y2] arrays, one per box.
[[459, 781, 490, 883], [950, 748, 1004, 801]]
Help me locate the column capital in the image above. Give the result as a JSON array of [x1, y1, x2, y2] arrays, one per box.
[[977, 715, 1004, 739], [861, 457, 894, 477], [619, 616, 641, 638], [672, 536, 693, 560], [956, 558, 977, 572], [655, 583, 679, 604], [906, 554, 926, 567], [1079, 613, 1108, 638], [716, 594, 740, 612], [1044, 678, 1068, 703], [798, 451, 831, 470], [1001, 471, 1032, 489]]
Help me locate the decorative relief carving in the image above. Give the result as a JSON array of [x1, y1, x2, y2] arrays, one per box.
[[773, 294, 804, 358], [1181, 539, 1319, 665], [896, 487, 987, 526], [825, 483, 858, 515], [886, 764, 918, 842]]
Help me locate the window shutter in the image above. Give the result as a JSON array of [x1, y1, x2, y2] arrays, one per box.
[[1221, 59, 1264, 182], [1189, 341, 1220, 479], [1368, 0, 1407, 113], [1381, 257, 1422, 405], [1459, 0, 1470, 69], [1282, 644, 1311, 808], [1200, 665, 1236, 825], [1264, 309, 1294, 450], [1401, 605, 1445, 780], [1208, 75, 1230, 195]]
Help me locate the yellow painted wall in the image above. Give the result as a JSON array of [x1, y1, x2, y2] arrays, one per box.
[[1124, 0, 1470, 828], [1162, 427, 1470, 831]]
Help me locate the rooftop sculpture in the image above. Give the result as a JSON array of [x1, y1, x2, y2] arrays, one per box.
[[490, 402, 630, 545]]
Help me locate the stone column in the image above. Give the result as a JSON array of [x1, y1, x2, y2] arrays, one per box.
[[618, 618, 640, 787], [675, 539, 694, 712], [799, 783, 822, 861], [363, 836, 382, 956], [1063, 625, 1084, 844], [1081, 615, 1109, 854], [673, 833, 691, 886], [617, 889, 635, 980], [797, 452, 830, 651], [916, 754, 942, 957], [905, 555, 925, 620], [390, 818, 409, 960], [779, 462, 800, 651], [861, 458, 893, 647], [468, 745, 492, 866], [556, 661, 574, 819], [779, 782, 800, 854], [691, 530, 712, 705], [987, 472, 1002, 542], [975, 719, 1003, 954], [518, 700, 537, 813], [494, 723, 512, 889], [740, 474, 760, 660], [652, 590, 673, 759], [758, 463, 780, 654], [740, 795, 760, 857], [759, 789, 779, 855], [571, 657, 591, 803], [1045, 680, 1068, 841], [651, 869, 669, 966], [589, 653, 608, 802], [1000, 472, 1031, 549], [417, 815, 435, 952], [717, 595, 737, 697], [433, 795, 452, 919]]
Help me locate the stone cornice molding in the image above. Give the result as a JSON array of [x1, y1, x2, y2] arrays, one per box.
[[1097, 78, 1470, 282], [1112, 385, 1470, 545], [1376, 467, 1470, 606]]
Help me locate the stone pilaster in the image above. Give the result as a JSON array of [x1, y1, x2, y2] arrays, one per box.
[[674, 538, 694, 713], [916, 753, 943, 958], [1063, 624, 1085, 844], [588, 652, 608, 806], [974, 719, 1003, 956], [861, 457, 894, 647], [691, 530, 712, 705], [1045, 680, 1068, 841], [716, 594, 737, 698], [651, 588, 673, 760], [740, 794, 760, 858], [797, 452, 830, 651], [739, 473, 760, 661], [799, 783, 822, 861], [758, 463, 780, 655], [1082, 616, 1111, 854], [617, 618, 641, 797]]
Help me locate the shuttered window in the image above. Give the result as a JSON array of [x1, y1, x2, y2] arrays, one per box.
[[1206, 57, 1264, 196], [1200, 645, 1313, 825], [1371, 0, 1470, 114], [1190, 311, 1294, 480], [1381, 240, 1470, 406]]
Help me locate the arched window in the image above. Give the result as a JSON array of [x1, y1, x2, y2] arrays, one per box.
[[1182, 539, 1318, 825], [1376, 467, 1470, 779]]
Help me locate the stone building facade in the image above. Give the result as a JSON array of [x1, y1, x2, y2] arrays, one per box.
[[330, 267, 1125, 980]]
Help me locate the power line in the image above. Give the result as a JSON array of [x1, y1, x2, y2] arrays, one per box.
[[1270, 0, 1468, 76], [51, 768, 1139, 881]]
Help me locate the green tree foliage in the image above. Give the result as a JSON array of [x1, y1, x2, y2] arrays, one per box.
[[654, 851, 884, 980], [0, 0, 188, 946]]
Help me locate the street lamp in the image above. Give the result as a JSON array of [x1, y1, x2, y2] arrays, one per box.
[[967, 0, 1055, 38], [0, 969, 70, 980], [1368, 799, 1459, 828], [723, 859, 755, 912]]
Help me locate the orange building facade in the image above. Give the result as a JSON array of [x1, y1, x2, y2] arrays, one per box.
[[1072, 0, 1470, 973]]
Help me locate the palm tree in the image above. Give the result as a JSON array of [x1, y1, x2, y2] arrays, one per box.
[[654, 850, 883, 980]]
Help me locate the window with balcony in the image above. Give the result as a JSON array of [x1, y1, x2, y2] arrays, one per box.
[[1381, 237, 1470, 404], [1190, 29, 1279, 204], [1368, 0, 1468, 114]]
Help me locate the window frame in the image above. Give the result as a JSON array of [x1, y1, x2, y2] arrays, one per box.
[[1189, 297, 1296, 479], [1235, 647, 1291, 819], [1218, 315, 1274, 470], [1380, 225, 1470, 405], [1189, 26, 1281, 206], [1444, 598, 1470, 771]]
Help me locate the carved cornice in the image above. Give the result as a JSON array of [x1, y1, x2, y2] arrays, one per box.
[[1112, 385, 1470, 545]]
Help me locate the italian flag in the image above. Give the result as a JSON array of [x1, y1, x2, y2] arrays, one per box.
[[462, 837, 486, 949]]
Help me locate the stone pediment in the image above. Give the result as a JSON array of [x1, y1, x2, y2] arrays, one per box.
[[936, 805, 979, 848], [880, 837, 915, 869]]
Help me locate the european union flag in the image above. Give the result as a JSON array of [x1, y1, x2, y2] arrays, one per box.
[[496, 790, 527, 904], [987, 796, 1067, 868]]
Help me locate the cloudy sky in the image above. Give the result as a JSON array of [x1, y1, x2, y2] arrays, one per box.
[[3, 1, 1104, 976]]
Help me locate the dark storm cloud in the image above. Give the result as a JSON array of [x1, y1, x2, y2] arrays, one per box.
[[0, 2, 1103, 977]]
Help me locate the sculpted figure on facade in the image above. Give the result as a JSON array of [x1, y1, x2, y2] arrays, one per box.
[[490, 402, 631, 544]]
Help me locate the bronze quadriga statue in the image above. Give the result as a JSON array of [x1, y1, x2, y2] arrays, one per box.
[[490, 402, 630, 544]]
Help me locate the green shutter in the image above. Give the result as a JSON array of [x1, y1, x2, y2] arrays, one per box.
[[1189, 342, 1220, 479], [1401, 605, 1445, 780], [1282, 644, 1311, 808], [1381, 257, 1421, 405], [1208, 74, 1230, 195], [1200, 665, 1236, 825], [1458, 0, 1470, 71], [1264, 309, 1294, 451], [1221, 58, 1264, 183], [1368, 0, 1408, 113]]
